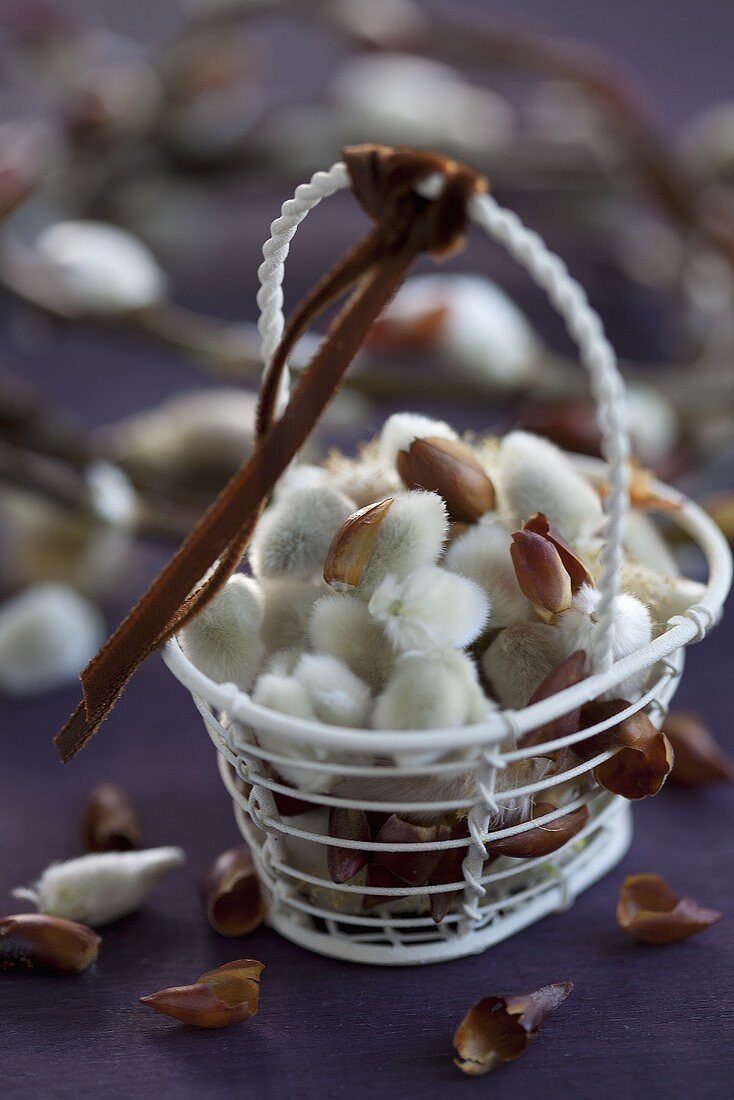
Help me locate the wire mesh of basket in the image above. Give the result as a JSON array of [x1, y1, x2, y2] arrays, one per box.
[[163, 160, 732, 965]]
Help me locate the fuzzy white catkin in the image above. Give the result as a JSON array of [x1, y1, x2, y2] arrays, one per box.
[[0, 583, 105, 696], [496, 430, 603, 541], [556, 584, 652, 697], [34, 220, 166, 315], [273, 463, 332, 502], [379, 274, 539, 388], [357, 491, 449, 597], [368, 565, 489, 653], [13, 848, 185, 927], [179, 574, 264, 691], [293, 653, 372, 728], [252, 672, 317, 721], [251, 672, 330, 792], [260, 578, 330, 655], [378, 412, 458, 468], [249, 486, 354, 580], [107, 388, 258, 475], [620, 560, 706, 632], [444, 520, 531, 629], [482, 621, 568, 710], [331, 53, 513, 156], [309, 593, 394, 690], [373, 649, 491, 732], [557, 584, 651, 657]]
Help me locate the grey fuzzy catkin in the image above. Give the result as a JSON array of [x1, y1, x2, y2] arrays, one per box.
[[482, 622, 567, 710], [444, 520, 531, 629], [260, 578, 330, 655], [378, 411, 458, 467], [293, 653, 372, 728], [356, 490, 448, 598], [179, 574, 264, 692], [249, 485, 354, 580], [251, 673, 330, 793], [309, 592, 394, 690], [497, 431, 603, 541], [373, 649, 490, 731], [13, 847, 186, 927], [0, 583, 105, 695]]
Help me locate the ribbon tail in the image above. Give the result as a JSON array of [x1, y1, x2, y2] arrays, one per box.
[[54, 687, 122, 763], [54, 246, 419, 763]]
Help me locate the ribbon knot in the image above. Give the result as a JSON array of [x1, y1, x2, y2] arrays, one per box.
[[54, 145, 486, 762], [344, 144, 484, 257]]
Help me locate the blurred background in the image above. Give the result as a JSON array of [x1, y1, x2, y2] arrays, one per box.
[[2, 0, 734, 850], [1, 4, 733, 1093]]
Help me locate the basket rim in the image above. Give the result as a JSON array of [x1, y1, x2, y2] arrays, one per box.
[[162, 456, 732, 756]]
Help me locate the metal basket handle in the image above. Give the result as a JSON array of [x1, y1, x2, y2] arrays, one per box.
[[256, 162, 631, 671]]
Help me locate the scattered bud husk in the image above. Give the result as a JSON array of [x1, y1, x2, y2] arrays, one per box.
[[0, 913, 100, 974], [453, 981, 574, 1076], [577, 701, 674, 799], [428, 820, 469, 925], [373, 815, 441, 886], [200, 846, 265, 937], [396, 436, 495, 522], [140, 959, 263, 1028], [617, 873, 721, 944], [327, 807, 371, 884], [523, 513, 594, 592], [81, 783, 143, 852], [323, 498, 393, 587], [510, 530, 572, 622], [521, 650, 587, 756], [367, 305, 449, 351], [486, 803, 589, 859], [662, 711, 734, 787]]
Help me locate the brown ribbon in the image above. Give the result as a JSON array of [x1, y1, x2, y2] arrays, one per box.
[[54, 144, 486, 762]]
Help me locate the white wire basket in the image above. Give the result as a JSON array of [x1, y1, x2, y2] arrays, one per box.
[[163, 161, 732, 965]]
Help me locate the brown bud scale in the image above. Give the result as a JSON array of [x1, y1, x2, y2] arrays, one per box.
[[81, 783, 143, 852], [397, 436, 495, 522], [617, 873, 721, 944], [323, 498, 393, 587], [200, 846, 265, 937], [453, 981, 574, 1075], [0, 913, 101, 974]]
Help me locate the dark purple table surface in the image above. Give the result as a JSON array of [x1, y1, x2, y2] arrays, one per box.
[[2, 2, 734, 1097]]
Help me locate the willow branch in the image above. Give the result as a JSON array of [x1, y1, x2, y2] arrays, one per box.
[[362, 7, 734, 270]]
